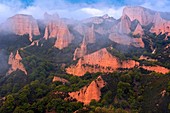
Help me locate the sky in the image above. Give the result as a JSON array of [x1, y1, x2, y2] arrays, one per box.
[[0, 0, 170, 23]]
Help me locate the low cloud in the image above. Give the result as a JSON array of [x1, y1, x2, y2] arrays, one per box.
[[0, 0, 170, 23]]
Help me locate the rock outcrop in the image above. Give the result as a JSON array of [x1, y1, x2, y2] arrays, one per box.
[[7, 51, 27, 75], [123, 6, 155, 26], [2, 14, 40, 41], [43, 13, 74, 49], [141, 65, 170, 74], [69, 76, 106, 104], [109, 33, 144, 48], [118, 14, 131, 34], [73, 37, 87, 60], [150, 13, 170, 36], [66, 48, 139, 76], [123, 6, 170, 36], [52, 76, 69, 84]]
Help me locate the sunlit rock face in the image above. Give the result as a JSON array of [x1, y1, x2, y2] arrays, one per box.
[[1, 14, 40, 41], [66, 48, 139, 76], [69, 76, 106, 105], [43, 13, 74, 49], [7, 51, 27, 75], [141, 65, 170, 74]]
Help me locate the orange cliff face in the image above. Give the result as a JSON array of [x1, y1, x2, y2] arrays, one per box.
[[66, 48, 139, 76], [7, 51, 27, 75], [1, 14, 40, 42], [43, 13, 74, 49], [69, 76, 106, 105]]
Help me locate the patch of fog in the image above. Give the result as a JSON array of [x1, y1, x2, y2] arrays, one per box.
[[0, 49, 9, 75]]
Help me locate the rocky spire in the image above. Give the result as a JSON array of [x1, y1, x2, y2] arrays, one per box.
[[118, 14, 131, 34], [43, 13, 74, 49], [73, 35, 87, 60], [7, 51, 27, 75], [69, 76, 106, 104]]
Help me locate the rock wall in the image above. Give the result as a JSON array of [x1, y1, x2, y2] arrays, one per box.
[[3, 14, 40, 41], [123, 6, 155, 26], [123, 6, 170, 36], [69, 76, 106, 104], [66, 48, 139, 76]]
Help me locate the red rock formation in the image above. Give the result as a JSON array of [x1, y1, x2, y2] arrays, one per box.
[[141, 65, 170, 74], [118, 14, 131, 34], [52, 76, 69, 84], [123, 6, 170, 36], [73, 37, 87, 60], [2, 14, 40, 41], [66, 48, 139, 76], [150, 13, 170, 36], [123, 6, 155, 25], [43, 13, 74, 49], [7, 51, 27, 75], [69, 76, 106, 104]]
